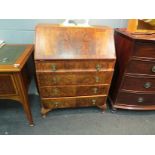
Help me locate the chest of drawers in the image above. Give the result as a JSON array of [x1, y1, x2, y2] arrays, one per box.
[[35, 24, 116, 116], [110, 28, 155, 111]]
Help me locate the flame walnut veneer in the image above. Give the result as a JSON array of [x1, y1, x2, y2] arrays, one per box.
[[35, 24, 116, 116], [110, 29, 155, 111]]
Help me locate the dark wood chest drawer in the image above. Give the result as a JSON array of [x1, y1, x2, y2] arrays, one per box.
[[126, 59, 155, 75], [0, 74, 17, 96], [117, 92, 155, 106], [133, 43, 155, 59], [36, 71, 113, 86], [42, 95, 106, 110], [39, 85, 109, 98], [35, 60, 115, 71], [121, 75, 155, 92]]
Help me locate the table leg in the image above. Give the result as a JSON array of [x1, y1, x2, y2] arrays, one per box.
[[15, 72, 34, 126]]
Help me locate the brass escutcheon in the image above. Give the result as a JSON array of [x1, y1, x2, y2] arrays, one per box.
[[93, 87, 98, 94], [51, 64, 56, 72], [96, 64, 101, 71], [52, 88, 59, 95], [95, 76, 99, 83]]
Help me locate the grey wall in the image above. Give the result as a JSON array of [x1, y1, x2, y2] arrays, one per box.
[[0, 19, 128, 44]]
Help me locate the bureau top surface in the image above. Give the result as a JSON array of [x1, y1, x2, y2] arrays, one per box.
[[35, 24, 116, 60], [115, 28, 155, 41], [0, 44, 33, 72]]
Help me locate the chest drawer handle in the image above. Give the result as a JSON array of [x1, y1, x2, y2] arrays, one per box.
[[137, 97, 144, 103], [96, 64, 101, 71], [95, 76, 99, 83], [144, 82, 152, 89], [51, 64, 56, 72], [93, 88, 98, 94], [152, 66, 155, 73], [92, 99, 96, 105]]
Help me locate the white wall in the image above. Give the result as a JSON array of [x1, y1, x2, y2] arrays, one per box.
[[0, 19, 128, 44]]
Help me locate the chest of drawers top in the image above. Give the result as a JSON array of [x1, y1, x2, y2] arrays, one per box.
[[115, 28, 155, 60], [35, 24, 115, 60]]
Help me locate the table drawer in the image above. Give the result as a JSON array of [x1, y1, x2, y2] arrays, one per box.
[[39, 85, 109, 98], [0, 74, 17, 96], [117, 92, 155, 106], [133, 43, 155, 59], [42, 95, 106, 109], [35, 60, 115, 71], [126, 59, 155, 75], [121, 75, 155, 92], [36, 71, 113, 86]]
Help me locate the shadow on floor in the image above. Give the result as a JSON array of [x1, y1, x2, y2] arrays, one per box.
[[0, 94, 155, 135]]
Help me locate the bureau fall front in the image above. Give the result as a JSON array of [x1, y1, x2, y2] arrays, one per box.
[[34, 24, 116, 116]]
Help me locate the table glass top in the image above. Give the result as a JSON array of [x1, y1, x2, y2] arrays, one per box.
[[0, 45, 27, 65]]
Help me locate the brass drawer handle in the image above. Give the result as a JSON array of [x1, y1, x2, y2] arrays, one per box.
[[53, 77, 57, 84], [92, 99, 96, 105], [137, 97, 144, 103], [50, 102, 62, 107], [152, 66, 155, 73], [52, 77, 59, 84], [93, 88, 98, 94], [95, 76, 99, 83], [144, 82, 152, 89], [96, 64, 101, 71], [51, 64, 56, 72], [55, 102, 61, 107], [52, 88, 59, 95]]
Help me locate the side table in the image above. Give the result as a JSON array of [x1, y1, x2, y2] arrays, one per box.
[[0, 44, 34, 126]]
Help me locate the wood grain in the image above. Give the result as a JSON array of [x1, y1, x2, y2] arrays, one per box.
[[0, 45, 34, 126], [35, 24, 115, 60], [35, 24, 116, 115], [36, 71, 113, 86], [41, 95, 107, 114], [35, 60, 115, 71], [39, 84, 109, 98], [110, 28, 155, 111]]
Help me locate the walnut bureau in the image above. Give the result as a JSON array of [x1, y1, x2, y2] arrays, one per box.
[[35, 24, 116, 116], [0, 44, 34, 126], [110, 28, 155, 111]]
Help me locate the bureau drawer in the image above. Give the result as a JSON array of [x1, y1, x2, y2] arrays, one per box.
[[121, 75, 155, 92], [117, 92, 155, 106], [0, 74, 17, 96], [36, 71, 113, 86], [133, 42, 155, 59], [39, 85, 109, 98], [35, 60, 115, 71], [42, 95, 106, 109], [126, 59, 155, 75]]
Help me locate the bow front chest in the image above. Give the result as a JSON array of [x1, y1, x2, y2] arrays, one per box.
[[35, 24, 116, 116], [110, 29, 155, 111]]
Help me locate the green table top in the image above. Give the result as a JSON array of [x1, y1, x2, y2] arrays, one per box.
[[0, 45, 27, 65]]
